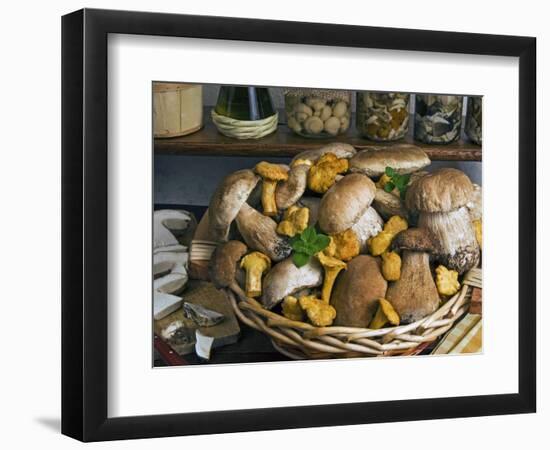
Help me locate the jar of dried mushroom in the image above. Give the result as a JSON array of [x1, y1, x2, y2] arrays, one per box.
[[414, 95, 463, 144], [284, 89, 351, 138], [465, 96, 482, 145], [356, 92, 410, 141]]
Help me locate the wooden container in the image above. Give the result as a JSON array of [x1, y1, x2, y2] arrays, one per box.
[[153, 83, 203, 138]]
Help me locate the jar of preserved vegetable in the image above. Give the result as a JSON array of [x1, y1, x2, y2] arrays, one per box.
[[356, 92, 410, 141], [285, 89, 351, 138], [465, 96, 482, 145], [414, 95, 463, 144]]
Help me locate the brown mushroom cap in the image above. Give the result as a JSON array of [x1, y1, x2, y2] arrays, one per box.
[[349, 145, 430, 177], [318, 173, 376, 234], [208, 240, 248, 289], [405, 168, 474, 213], [291, 142, 356, 164], [208, 169, 260, 242], [392, 228, 437, 253], [330, 255, 388, 327]]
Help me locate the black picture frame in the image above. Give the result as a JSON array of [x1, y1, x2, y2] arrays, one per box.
[[62, 8, 536, 442]]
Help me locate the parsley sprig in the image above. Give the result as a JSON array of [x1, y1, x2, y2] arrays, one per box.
[[290, 226, 330, 267], [384, 166, 411, 199]]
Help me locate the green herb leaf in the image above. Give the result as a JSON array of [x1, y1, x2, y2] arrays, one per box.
[[385, 166, 395, 177], [301, 226, 316, 243], [293, 252, 310, 267], [291, 240, 310, 254], [313, 234, 331, 251], [384, 182, 395, 193]]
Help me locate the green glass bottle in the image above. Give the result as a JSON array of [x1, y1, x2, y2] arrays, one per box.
[[214, 86, 275, 121]]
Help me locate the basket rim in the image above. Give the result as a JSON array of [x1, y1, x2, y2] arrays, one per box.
[[225, 266, 481, 359]]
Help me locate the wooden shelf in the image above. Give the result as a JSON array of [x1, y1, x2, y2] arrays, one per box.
[[155, 112, 481, 161]]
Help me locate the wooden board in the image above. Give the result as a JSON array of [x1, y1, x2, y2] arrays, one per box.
[[155, 110, 482, 161], [154, 280, 240, 356]]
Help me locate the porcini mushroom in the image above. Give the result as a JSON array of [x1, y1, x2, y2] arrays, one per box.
[[290, 142, 356, 165], [275, 161, 311, 210], [349, 144, 430, 178], [350, 207, 384, 253], [240, 251, 271, 298], [208, 240, 248, 289], [386, 228, 440, 323], [236, 203, 292, 262], [260, 256, 323, 309], [330, 255, 387, 327], [318, 173, 376, 234], [405, 168, 480, 274], [369, 298, 400, 329], [254, 161, 289, 216], [208, 169, 259, 242], [316, 252, 347, 304]]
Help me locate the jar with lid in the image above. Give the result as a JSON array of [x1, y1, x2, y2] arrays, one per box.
[[356, 92, 410, 141], [414, 95, 463, 144], [465, 96, 482, 145], [284, 89, 351, 138]]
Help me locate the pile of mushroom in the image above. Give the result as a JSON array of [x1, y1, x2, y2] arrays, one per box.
[[207, 142, 482, 329]]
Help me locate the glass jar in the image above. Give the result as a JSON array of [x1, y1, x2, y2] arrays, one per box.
[[356, 92, 410, 141], [214, 86, 275, 121], [285, 89, 351, 138], [212, 86, 278, 139], [465, 96, 482, 145], [414, 95, 463, 144]]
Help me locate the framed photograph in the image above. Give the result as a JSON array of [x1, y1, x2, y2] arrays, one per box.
[[62, 8, 536, 442]]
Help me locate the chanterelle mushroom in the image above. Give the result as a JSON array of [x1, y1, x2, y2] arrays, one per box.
[[254, 161, 289, 216], [208, 240, 248, 289], [405, 168, 480, 274], [208, 169, 259, 242], [386, 228, 440, 324], [236, 203, 292, 262], [240, 251, 271, 298], [307, 153, 349, 193], [276, 205, 309, 237], [369, 298, 400, 329], [275, 161, 311, 210], [318, 173, 376, 234], [260, 257, 323, 309], [316, 252, 347, 304]]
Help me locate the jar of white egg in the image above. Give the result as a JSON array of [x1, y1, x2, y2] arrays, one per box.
[[284, 89, 351, 138]]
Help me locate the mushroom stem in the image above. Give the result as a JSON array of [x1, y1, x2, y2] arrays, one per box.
[[386, 250, 440, 324], [321, 267, 344, 304], [418, 206, 480, 274], [261, 180, 278, 216], [244, 266, 265, 298]]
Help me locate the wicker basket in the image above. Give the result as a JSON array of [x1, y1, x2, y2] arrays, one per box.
[[226, 267, 481, 359]]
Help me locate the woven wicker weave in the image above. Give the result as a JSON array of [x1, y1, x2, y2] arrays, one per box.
[[226, 267, 481, 359]]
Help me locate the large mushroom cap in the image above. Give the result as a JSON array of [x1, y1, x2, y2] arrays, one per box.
[[318, 173, 376, 234], [349, 145, 430, 177], [392, 228, 437, 253], [405, 168, 474, 213], [208, 169, 260, 242], [291, 142, 356, 164], [260, 257, 323, 309], [331, 255, 387, 327]]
